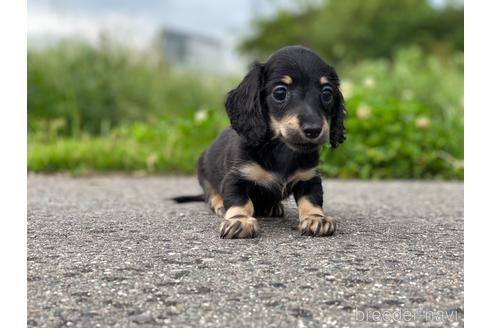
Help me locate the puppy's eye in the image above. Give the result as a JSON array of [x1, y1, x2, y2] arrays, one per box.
[[272, 85, 288, 102], [321, 85, 333, 102]]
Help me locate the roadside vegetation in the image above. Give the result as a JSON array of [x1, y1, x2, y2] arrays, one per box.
[[28, 0, 463, 179]]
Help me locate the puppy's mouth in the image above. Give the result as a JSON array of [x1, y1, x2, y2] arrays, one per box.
[[284, 140, 320, 153], [279, 133, 327, 153]]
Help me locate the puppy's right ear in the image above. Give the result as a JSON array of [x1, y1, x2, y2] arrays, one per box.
[[225, 63, 267, 146]]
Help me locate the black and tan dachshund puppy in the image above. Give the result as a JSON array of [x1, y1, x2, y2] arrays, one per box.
[[174, 46, 346, 239]]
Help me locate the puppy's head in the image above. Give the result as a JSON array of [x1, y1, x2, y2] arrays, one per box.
[[225, 45, 346, 152]]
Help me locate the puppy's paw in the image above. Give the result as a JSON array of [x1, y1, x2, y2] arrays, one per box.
[[299, 215, 336, 237], [220, 217, 258, 239], [268, 203, 284, 217], [214, 206, 225, 217]]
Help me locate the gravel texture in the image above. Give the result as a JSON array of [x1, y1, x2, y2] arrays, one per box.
[[27, 175, 464, 327]]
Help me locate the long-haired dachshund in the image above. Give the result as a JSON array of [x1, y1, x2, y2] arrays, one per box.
[[173, 46, 346, 239]]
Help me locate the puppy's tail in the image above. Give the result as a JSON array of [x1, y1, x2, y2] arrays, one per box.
[[171, 194, 205, 203]]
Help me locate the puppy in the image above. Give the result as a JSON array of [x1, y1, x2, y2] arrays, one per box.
[[174, 46, 345, 239]]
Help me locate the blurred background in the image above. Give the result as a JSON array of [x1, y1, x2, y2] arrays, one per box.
[[27, 0, 464, 179]]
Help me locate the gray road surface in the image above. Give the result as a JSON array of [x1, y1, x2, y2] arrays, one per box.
[[27, 175, 464, 327]]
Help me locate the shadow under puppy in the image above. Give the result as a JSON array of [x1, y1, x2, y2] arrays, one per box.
[[174, 45, 346, 239]]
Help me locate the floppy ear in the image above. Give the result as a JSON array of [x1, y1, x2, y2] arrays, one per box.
[[225, 63, 267, 146], [330, 86, 346, 148]]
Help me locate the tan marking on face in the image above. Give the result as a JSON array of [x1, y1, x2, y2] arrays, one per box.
[[270, 115, 282, 137], [238, 162, 282, 190], [270, 114, 302, 138], [320, 117, 329, 138], [298, 196, 324, 221], [281, 75, 293, 85], [320, 76, 329, 85], [288, 167, 318, 185], [225, 199, 254, 220]]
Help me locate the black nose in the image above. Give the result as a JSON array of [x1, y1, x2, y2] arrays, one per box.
[[302, 124, 322, 139]]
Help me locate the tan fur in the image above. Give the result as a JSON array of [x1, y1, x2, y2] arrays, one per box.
[[238, 163, 318, 193], [298, 196, 324, 221], [281, 75, 293, 85], [297, 196, 336, 236], [238, 163, 281, 190], [221, 199, 257, 238], [224, 199, 254, 220], [270, 116, 282, 137], [321, 116, 329, 135], [220, 216, 258, 239], [320, 76, 329, 84], [210, 192, 224, 216], [288, 167, 318, 185], [270, 114, 301, 137]]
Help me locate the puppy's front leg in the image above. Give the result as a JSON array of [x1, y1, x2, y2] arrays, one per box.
[[220, 174, 258, 239], [293, 176, 336, 237]]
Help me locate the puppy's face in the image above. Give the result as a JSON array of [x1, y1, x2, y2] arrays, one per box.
[[226, 46, 345, 151], [263, 49, 338, 153]]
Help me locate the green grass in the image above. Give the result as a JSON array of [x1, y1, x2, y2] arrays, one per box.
[[28, 110, 230, 175], [28, 137, 198, 175]]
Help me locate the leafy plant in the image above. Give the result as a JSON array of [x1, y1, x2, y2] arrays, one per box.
[[319, 48, 463, 179], [240, 0, 463, 63]]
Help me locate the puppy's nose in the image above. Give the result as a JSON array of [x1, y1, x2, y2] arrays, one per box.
[[302, 124, 322, 139]]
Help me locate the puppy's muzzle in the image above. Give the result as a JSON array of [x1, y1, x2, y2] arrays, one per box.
[[301, 122, 323, 140]]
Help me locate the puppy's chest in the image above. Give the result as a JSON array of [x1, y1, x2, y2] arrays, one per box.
[[237, 162, 318, 196]]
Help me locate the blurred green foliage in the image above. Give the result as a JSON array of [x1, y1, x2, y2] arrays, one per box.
[[28, 0, 463, 179], [320, 48, 463, 179], [28, 43, 463, 179], [28, 40, 229, 136], [240, 0, 463, 63], [28, 109, 229, 174]]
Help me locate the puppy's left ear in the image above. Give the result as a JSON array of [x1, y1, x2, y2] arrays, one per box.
[[330, 84, 346, 148], [225, 62, 267, 146]]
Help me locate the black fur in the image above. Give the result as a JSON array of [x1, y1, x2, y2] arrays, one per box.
[[225, 62, 269, 146], [171, 194, 205, 203], [175, 46, 346, 237], [329, 76, 346, 148]]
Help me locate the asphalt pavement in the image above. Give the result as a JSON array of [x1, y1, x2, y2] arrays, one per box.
[[27, 175, 464, 327]]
